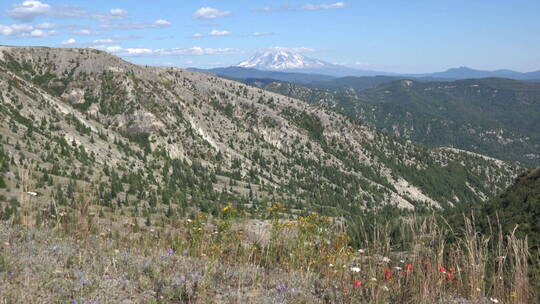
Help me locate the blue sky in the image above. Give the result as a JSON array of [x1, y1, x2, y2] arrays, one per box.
[[1, 0, 539, 73]]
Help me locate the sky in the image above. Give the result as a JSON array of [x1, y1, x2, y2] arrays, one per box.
[[1, 0, 540, 73]]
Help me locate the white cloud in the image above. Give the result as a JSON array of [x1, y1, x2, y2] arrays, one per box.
[[100, 45, 242, 57], [254, 7, 273, 13], [71, 29, 99, 36], [301, 2, 345, 10], [27, 28, 56, 37], [0, 24, 33, 36], [0, 23, 56, 38], [124, 48, 154, 55], [263, 46, 316, 53], [8, 1, 51, 21], [105, 46, 122, 52], [243, 32, 274, 37], [190, 33, 203, 38], [100, 19, 171, 30], [154, 19, 171, 26], [209, 29, 231, 36], [110, 8, 128, 17], [193, 7, 231, 20], [92, 38, 114, 44], [251, 4, 291, 13], [35, 22, 54, 29], [61, 38, 76, 45], [8, 0, 129, 22]]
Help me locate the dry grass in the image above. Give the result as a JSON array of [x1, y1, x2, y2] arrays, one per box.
[[0, 203, 536, 303]]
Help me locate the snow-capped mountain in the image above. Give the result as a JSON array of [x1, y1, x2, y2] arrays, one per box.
[[235, 49, 393, 77], [237, 49, 336, 71]]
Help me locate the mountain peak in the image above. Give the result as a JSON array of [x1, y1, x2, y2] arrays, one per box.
[[236, 49, 334, 71]]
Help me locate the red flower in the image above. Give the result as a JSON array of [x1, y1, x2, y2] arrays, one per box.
[[446, 269, 456, 281], [438, 266, 447, 273], [353, 280, 362, 288], [405, 264, 413, 273], [384, 269, 394, 280]]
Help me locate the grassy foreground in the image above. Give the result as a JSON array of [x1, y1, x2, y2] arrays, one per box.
[[0, 200, 536, 304]]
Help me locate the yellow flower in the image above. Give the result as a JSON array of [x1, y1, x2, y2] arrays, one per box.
[[221, 205, 234, 212], [510, 291, 517, 298]]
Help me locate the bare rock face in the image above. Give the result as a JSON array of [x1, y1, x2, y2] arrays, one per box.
[[114, 110, 166, 134], [0, 46, 523, 213], [62, 88, 85, 105]]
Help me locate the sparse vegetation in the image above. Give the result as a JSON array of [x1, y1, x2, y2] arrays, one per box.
[[0, 46, 536, 303]]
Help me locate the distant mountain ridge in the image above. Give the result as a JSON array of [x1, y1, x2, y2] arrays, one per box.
[[196, 49, 540, 81], [409, 66, 540, 81]]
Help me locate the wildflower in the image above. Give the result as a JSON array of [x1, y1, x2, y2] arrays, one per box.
[[445, 269, 456, 282], [276, 284, 287, 292], [384, 269, 394, 281], [182, 249, 188, 256], [510, 291, 517, 298], [393, 266, 402, 271], [382, 257, 391, 263], [370, 277, 377, 282], [438, 266, 447, 273], [405, 264, 413, 273], [350, 267, 361, 273], [490, 298, 499, 303], [382, 285, 389, 291], [358, 249, 365, 254], [283, 221, 294, 228]]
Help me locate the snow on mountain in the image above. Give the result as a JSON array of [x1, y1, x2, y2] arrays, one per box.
[[237, 49, 336, 71]]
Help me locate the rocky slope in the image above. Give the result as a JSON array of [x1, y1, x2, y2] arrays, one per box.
[[0, 46, 522, 218]]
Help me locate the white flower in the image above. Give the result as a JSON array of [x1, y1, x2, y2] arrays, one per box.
[[400, 259, 405, 263], [394, 266, 402, 271], [382, 285, 389, 291], [476, 288, 481, 292], [350, 267, 361, 273], [358, 249, 365, 254], [490, 298, 499, 303], [382, 257, 391, 263], [329, 264, 334, 267], [370, 277, 377, 282]]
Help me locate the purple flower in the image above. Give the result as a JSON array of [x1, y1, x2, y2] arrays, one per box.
[[182, 249, 188, 256], [276, 284, 287, 292], [160, 248, 175, 259]]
